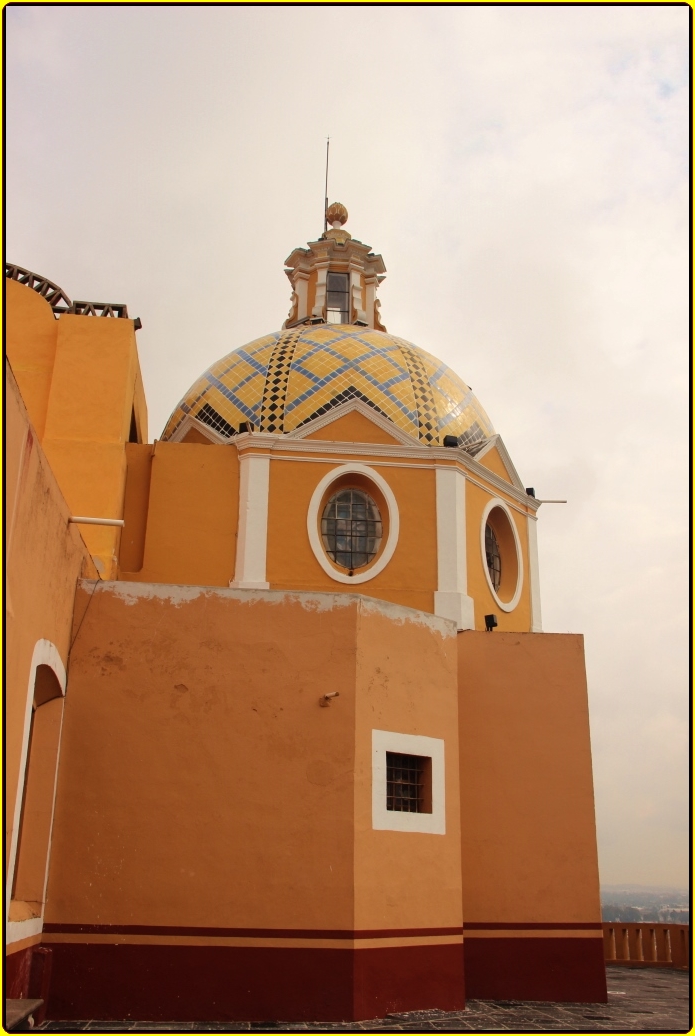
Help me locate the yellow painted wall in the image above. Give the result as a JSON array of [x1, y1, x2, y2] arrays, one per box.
[[5, 281, 59, 440], [303, 411, 405, 445], [181, 424, 215, 444], [465, 479, 532, 632], [119, 444, 155, 573], [5, 277, 150, 580], [121, 442, 239, 587], [477, 446, 513, 484], [266, 454, 438, 614], [39, 314, 147, 577], [5, 363, 96, 926]]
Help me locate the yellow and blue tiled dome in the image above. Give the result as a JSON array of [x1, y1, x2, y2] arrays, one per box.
[[161, 325, 494, 446]]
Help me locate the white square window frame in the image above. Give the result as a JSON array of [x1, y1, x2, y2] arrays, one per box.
[[371, 729, 446, 835]]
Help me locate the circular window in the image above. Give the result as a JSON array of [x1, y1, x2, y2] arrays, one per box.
[[307, 464, 400, 585], [480, 499, 523, 612], [485, 522, 501, 591], [321, 489, 383, 572]]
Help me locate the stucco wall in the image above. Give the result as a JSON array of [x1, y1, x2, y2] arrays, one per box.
[[457, 630, 606, 1001], [46, 584, 360, 930], [267, 455, 438, 614], [5, 360, 96, 972], [6, 278, 148, 579], [353, 603, 461, 931], [42, 585, 466, 1019], [5, 280, 59, 440], [120, 442, 240, 585]]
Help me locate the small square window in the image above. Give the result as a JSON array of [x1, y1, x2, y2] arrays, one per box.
[[372, 730, 445, 834], [386, 752, 432, 813]]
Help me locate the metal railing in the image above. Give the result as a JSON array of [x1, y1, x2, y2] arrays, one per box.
[[5, 263, 72, 313], [603, 922, 690, 969], [6, 263, 134, 323]]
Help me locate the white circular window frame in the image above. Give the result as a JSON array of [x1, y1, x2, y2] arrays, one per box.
[[307, 464, 399, 585], [480, 497, 524, 613]]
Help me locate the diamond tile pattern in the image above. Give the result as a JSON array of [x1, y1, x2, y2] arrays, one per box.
[[161, 326, 494, 445], [258, 329, 304, 433]]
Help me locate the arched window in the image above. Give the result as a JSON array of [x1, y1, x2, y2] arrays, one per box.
[[321, 488, 382, 572], [485, 522, 501, 592], [10, 663, 64, 918]]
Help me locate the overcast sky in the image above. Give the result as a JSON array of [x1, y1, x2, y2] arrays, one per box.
[[6, 5, 689, 888]]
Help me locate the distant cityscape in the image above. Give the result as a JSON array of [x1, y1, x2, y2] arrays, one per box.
[[601, 884, 690, 924]]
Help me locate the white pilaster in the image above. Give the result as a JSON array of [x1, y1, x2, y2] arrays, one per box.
[[364, 277, 376, 328], [231, 453, 270, 589], [294, 271, 309, 322], [312, 264, 328, 319], [434, 466, 475, 630], [527, 514, 543, 632]]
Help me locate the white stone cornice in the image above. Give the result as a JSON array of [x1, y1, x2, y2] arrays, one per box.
[[230, 430, 539, 511]]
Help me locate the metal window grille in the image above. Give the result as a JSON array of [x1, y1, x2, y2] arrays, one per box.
[[386, 753, 428, 813], [485, 522, 501, 591], [326, 272, 350, 324], [321, 489, 382, 572]]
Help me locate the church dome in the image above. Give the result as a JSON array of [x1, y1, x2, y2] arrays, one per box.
[[161, 324, 494, 447]]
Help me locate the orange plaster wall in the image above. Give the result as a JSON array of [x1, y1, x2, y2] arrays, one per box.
[[119, 444, 155, 573], [4, 363, 96, 882], [465, 479, 532, 632], [132, 364, 149, 445], [40, 314, 143, 576], [353, 607, 462, 931], [458, 631, 602, 923], [124, 442, 239, 587], [267, 455, 437, 615], [45, 585, 360, 930], [181, 424, 215, 444], [476, 446, 513, 484], [5, 281, 59, 440], [302, 411, 405, 445]]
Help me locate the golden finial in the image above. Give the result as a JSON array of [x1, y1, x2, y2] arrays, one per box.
[[326, 202, 348, 228]]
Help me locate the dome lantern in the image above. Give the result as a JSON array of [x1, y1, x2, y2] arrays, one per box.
[[283, 203, 387, 331]]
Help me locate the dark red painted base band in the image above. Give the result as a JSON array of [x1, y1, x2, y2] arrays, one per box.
[[464, 937, 607, 1003], [5, 946, 33, 1000], [4, 945, 53, 1023], [46, 942, 466, 1022]]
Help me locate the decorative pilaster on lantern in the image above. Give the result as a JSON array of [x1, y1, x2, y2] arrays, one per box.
[[283, 204, 387, 331]]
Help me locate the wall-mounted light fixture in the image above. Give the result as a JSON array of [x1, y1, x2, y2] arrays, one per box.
[[484, 614, 498, 632]]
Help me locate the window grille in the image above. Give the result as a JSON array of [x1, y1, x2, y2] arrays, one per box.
[[321, 489, 382, 572], [386, 752, 430, 813], [326, 272, 350, 323], [485, 522, 501, 591]]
